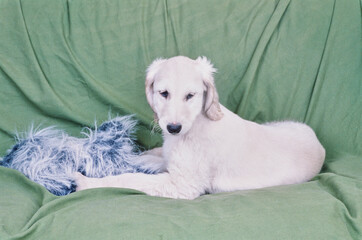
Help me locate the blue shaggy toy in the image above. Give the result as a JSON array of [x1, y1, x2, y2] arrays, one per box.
[[0, 116, 158, 196]]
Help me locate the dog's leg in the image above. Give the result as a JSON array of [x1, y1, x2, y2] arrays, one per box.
[[130, 153, 167, 173], [75, 172, 202, 200], [143, 147, 163, 157], [128, 147, 166, 173]]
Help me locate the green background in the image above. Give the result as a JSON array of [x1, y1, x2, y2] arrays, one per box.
[[0, 0, 361, 239]]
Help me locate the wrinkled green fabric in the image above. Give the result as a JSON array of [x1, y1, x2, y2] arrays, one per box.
[[0, 0, 361, 239]]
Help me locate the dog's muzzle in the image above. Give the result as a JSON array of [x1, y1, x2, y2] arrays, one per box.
[[167, 123, 182, 135]]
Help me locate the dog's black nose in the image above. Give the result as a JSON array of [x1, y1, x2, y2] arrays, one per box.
[[167, 123, 182, 134]]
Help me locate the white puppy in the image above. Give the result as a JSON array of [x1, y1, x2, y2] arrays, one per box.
[[76, 56, 325, 200]]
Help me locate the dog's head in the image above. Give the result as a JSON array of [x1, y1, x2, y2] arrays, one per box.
[[145, 56, 223, 136]]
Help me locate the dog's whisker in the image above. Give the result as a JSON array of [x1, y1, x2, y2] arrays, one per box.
[[149, 120, 162, 135], [152, 124, 162, 134]]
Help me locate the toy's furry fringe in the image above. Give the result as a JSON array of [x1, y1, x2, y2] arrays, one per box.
[[0, 116, 156, 196]]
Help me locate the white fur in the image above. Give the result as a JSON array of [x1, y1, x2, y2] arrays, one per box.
[[76, 56, 326, 200]]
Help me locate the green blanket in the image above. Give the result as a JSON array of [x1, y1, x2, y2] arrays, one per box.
[[0, 0, 361, 239]]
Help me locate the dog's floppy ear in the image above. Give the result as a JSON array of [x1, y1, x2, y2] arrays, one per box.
[[145, 58, 166, 115], [195, 56, 223, 121]]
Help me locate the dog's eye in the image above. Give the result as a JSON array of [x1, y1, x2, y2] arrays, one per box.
[[160, 91, 169, 98], [185, 93, 194, 101]]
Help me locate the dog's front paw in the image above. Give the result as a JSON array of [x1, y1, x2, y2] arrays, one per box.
[[74, 172, 92, 191]]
